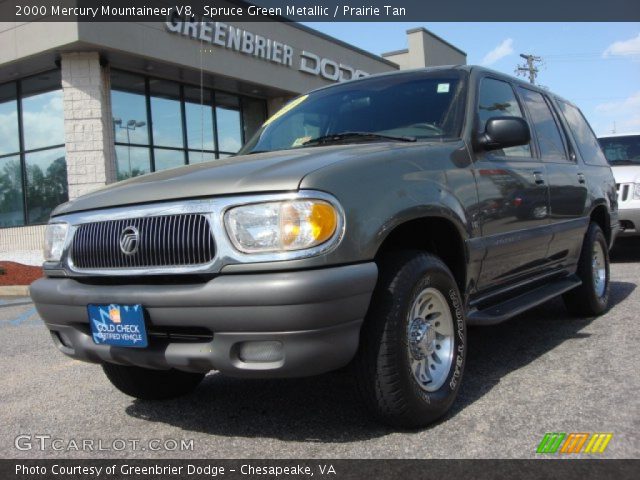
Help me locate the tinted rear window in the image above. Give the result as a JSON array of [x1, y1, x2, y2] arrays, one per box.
[[557, 100, 608, 166], [519, 88, 568, 161]]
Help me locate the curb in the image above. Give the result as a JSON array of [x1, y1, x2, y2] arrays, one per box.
[[0, 285, 30, 296]]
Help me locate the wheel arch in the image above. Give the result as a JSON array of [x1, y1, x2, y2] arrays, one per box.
[[590, 203, 611, 246], [374, 213, 468, 293]]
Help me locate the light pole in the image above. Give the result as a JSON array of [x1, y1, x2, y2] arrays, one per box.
[[113, 118, 146, 177]]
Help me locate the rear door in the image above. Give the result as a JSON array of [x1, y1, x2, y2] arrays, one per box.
[[471, 76, 552, 292], [517, 87, 588, 271]]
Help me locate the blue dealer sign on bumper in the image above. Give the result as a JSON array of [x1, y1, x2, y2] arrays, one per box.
[[88, 304, 148, 348]]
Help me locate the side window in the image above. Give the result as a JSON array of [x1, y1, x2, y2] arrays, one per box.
[[477, 78, 531, 158], [557, 101, 608, 166], [518, 88, 568, 162]]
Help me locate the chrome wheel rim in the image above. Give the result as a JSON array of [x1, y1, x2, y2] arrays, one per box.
[[592, 241, 607, 298], [532, 205, 548, 219], [407, 287, 454, 392]]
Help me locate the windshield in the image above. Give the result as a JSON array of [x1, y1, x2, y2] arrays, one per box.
[[599, 135, 640, 165], [239, 71, 466, 155]]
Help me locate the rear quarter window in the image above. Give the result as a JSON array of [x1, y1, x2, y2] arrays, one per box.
[[557, 100, 608, 166]]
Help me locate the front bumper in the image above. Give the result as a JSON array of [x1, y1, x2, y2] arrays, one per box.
[[30, 263, 377, 377], [617, 208, 640, 237]]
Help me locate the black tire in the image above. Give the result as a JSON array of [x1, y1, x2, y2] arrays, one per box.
[[102, 363, 204, 400], [563, 222, 610, 317], [354, 251, 466, 428]]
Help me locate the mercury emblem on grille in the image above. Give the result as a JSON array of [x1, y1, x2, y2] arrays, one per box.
[[119, 226, 140, 255]]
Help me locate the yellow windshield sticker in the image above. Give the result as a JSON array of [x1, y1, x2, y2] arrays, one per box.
[[263, 95, 308, 127], [291, 136, 312, 147]]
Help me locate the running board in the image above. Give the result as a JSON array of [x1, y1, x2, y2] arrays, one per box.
[[467, 275, 582, 325]]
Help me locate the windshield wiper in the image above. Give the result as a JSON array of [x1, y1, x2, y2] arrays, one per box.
[[245, 150, 269, 155], [302, 131, 416, 147]]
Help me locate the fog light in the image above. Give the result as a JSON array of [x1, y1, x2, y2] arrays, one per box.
[[237, 341, 284, 363]]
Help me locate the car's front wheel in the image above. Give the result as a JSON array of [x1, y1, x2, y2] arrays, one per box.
[[354, 251, 466, 428], [102, 363, 205, 400]]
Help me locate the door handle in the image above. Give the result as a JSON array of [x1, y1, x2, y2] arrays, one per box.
[[533, 171, 545, 185], [577, 172, 586, 184]]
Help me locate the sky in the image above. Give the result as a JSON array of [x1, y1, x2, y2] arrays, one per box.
[[305, 22, 640, 136]]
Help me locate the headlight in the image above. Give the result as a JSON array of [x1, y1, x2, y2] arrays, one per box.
[[43, 223, 69, 262], [634, 183, 640, 200], [224, 199, 342, 253]]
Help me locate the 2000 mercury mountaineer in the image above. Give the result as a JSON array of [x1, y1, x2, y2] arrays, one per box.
[[31, 66, 618, 427]]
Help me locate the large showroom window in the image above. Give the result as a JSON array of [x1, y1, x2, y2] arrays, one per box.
[[110, 70, 267, 180], [0, 71, 66, 228]]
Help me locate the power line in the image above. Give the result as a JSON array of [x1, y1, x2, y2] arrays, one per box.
[[570, 96, 637, 101], [545, 57, 640, 64], [538, 50, 640, 64], [543, 50, 640, 58]]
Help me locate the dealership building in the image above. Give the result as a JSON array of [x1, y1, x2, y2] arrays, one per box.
[[0, 18, 466, 266]]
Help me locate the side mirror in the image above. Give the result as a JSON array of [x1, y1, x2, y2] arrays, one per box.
[[476, 116, 531, 151]]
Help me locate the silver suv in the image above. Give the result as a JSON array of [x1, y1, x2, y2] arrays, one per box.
[[599, 133, 640, 236], [31, 67, 618, 428]]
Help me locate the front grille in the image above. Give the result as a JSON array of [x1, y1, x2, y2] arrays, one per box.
[[147, 326, 214, 343], [617, 183, 631, 203], [71, 214, 215, 269]]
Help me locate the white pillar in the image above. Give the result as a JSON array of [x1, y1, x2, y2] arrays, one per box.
[[266, 96, 290, 117], [60, 52, 116, 199]]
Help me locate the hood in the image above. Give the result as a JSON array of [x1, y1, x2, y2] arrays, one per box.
[[610, 165, 640, 184], [53, 142, 419, 216]]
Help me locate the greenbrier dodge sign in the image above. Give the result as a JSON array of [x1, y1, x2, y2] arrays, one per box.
[[165, 13, 369, 82]]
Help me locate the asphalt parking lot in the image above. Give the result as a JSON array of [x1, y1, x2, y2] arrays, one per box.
[[1, 240, 639, 459]]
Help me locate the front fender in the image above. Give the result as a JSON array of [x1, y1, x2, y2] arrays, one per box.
[[301, 141, 473, 261]]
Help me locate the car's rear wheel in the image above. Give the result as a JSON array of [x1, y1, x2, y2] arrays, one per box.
[[102, 363, 204, 400], [563, 222, 610, 316], [354, 251, 466, 428]]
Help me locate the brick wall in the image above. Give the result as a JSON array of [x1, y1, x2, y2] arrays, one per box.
[[0, 225, 46, 265]]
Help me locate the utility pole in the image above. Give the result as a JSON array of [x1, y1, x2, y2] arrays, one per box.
[[515, 54, 543, 85]]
